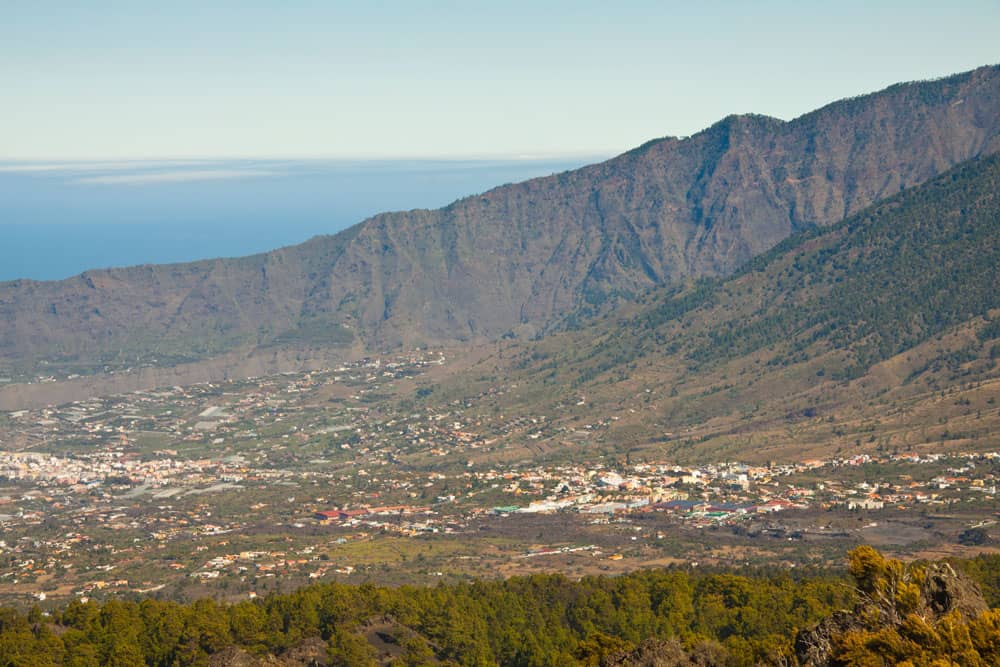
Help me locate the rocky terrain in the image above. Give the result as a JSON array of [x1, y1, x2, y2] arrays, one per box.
[[796, 549, 992, 666], [429, 153, 1000, 464], [2, 66, 998, 380]]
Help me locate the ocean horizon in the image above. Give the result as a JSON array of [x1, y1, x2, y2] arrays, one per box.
[[0, 157, 599, 282]]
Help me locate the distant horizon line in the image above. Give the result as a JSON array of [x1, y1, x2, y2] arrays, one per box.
[[0, 151, 613, 164]]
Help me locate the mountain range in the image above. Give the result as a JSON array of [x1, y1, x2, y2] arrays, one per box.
[[1, 65, 998, 382], [440, 152, 1000, 464]]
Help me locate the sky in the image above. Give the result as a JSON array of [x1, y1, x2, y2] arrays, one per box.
[[1, 1, 998, 160]]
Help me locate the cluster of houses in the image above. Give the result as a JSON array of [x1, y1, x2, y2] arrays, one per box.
[[0, 350, 997, 604], [465, 452, 999, 526]]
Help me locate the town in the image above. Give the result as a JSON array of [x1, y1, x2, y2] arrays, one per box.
[[0, 351, 997, 609]]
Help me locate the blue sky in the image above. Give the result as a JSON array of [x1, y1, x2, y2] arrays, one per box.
[[2, 1, 998, 160]]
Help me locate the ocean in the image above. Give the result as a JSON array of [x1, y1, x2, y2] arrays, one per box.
[[0, 157, 598, 282]]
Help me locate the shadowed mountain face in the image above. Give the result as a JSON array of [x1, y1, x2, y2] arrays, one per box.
[[2, 66, 998, 374]]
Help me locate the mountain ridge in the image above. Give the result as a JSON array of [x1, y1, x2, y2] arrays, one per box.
[[443, 152, 1000, 465], [2, 65, 998, 378]]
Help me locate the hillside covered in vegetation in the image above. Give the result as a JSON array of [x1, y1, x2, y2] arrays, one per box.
[[442, 152, 1000, 464], [0, 550, 996, 666], [1, 66, 998, 382]]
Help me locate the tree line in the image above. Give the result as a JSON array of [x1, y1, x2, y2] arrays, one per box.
[[0, 550, 997, 665]]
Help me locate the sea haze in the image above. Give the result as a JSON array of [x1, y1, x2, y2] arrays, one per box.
[[0, 157, 596, 282]]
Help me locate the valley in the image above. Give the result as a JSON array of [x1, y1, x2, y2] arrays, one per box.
[[0, 346, 997, 609], [2, 152, 1000, 612], [1, 60, 999, 664]]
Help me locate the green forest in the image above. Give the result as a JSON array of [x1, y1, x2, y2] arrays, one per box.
[[677, 154, 1000, 375], [0, 550, 998, 666], [561, 152, 1000, 387]]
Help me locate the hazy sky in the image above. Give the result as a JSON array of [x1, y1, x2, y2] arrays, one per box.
[[2, 1, 998, 160]]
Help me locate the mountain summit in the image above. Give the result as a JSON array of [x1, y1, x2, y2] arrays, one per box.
[[2, 66, 998, 376]]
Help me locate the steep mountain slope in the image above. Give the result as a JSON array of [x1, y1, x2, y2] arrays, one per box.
[[2, 66, 998, 377], [631, 152, 1000, 378], [438, 153, 1000, 463]]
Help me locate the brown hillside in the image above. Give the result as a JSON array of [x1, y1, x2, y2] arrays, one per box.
[[1, 66, 998, 378]]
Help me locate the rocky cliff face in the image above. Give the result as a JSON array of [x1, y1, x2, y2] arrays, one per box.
[[2, 66, 998, 373], [796, 560, 990, 667]]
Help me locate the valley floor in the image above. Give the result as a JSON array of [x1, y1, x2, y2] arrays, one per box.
[[0, 351, 996, 608]]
